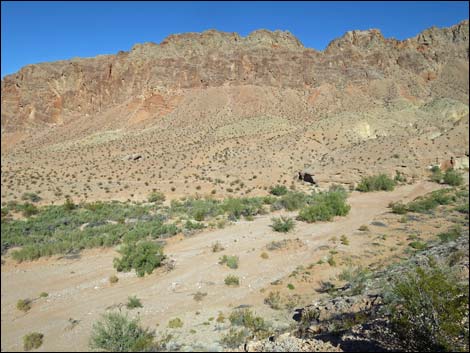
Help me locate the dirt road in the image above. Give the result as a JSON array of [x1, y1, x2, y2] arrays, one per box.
[[1, 181, 441, 351]]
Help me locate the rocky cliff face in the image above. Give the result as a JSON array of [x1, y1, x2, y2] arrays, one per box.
[[1, 20, 468, 137]]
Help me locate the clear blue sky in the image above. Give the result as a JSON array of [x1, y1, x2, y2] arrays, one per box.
[[1, 1, 468, 77]]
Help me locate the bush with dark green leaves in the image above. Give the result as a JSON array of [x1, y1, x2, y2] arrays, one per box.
[[113, 241, 164, 277], [89, 312, 155, 352], [269, 185, 288, 196], [385, 266, 469, 352], [270, 216, 295, 232], [356, 174, 396, 192]]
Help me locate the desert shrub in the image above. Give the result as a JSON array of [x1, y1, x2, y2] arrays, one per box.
[[113, 241, 164, 277], [220, 328, 248, 348], [269, 185, 288, 196], [430, 167, 443, 183], [17, 299, 32, 312], [89, 312, 155, 352], [266, 239, 289, 251], [356, 174, 395, 192], [168, 318, 183, 329], [338, 266, 370, 296], [270, 216, 295, 232], [406, 189, 454, 213], [39, 292, 48, 298], [287, 283, 295, 290], [390, 202, 407, 214], [394, 170, 407, 183], [109, 275, 119, 284], [385, 266, 469, 352], [222, 197, 264, 220], [219, 255, 239, 269], [126, 296, 143, 309], [437, 226, 461, 243], [21, 192, 42, 203], [64, 197, 76, 211], [340, 234, 349, 245], [297, 189, 350, 223], [264, 291, 282, 310], [278, 191, 308, 211], [409, 241, 427, 250], [192, 291, 207, 302], [260, 252, 269, 259], [229, 309, 268, 333], [443, 169, 463, 186], [184, 220, 205, 230], [147, 192, 165, 203], [21, 203, 39, 217], [224, 275, 240, 286], [358, 224, 369, 231], [211, 241, 224, 252], [23, 332, 43, 351]]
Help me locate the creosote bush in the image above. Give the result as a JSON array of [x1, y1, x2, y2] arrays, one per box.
[[385, 265, 469, 352], [270, 216, 295, 232], [23, 332, 44, 351], [113, 241, 164, 277], [89, 312, 155, 352], [356, 174, 395, 192], [297, 189, 350, 223]]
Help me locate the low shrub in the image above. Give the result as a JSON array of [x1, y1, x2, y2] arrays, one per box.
[[89, 312, 155, 352], [297, 190, 350, 223], [147, 192, 165, 203], [356, 174, 395, 192], [270, 216, 295, 232], [113, 241, 164, 277], [220, 328, 248, 348], [17, 299, 32, 312], [126, 296, 143, 309], [224, 275, 240, 286], [443, 169, 463, 186], [168, 318, 183, 329], [23, 332, 43, 351], [264, 291, 282, 310], [219, 255, 239, 269], [270, 185, 288, 196]]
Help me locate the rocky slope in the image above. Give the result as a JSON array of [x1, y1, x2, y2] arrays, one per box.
[[1, 21, 468, 204]]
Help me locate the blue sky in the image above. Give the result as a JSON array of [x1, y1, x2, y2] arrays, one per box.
[[1, 1, 468, 77]]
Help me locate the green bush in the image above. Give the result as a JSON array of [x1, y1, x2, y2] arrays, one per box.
[[297, 190, 350, 223], [113, 241, 164, 277], [278, 191, 308, 211], [390, 202, 407, 214], [270, 216, 295, 232], [168, 318, 183, 329], [386, 266, 469, 352], [17, 299, 32, 312], [147, 192, 165, 203], [21, 203, 39, 217], [407, 189, 454, 213], [219, 255, 239, 269], [409, 241, 427, 250], [89, 312, 155, 352], [430, 167, 443, 183], [437, 226, 461, 243], [356, 174, 396, 192], [126, 296, 143, 309], [229, 309, 267, 333], [443, 170, 463, 186], [269, 185, 288, 196], [224, 275, 240, 286], [23, 332, 43, 351]]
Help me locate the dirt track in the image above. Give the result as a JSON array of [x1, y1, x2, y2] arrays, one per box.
[[1, 181, 441, 352]]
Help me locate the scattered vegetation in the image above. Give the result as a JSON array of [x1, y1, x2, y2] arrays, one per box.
[[297, 189, 350, 223], [269, 185, 288, 196]]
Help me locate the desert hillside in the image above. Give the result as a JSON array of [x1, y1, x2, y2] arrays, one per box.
[[1, 21, 469, 204]]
